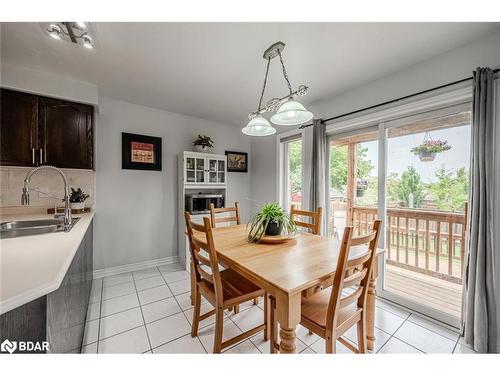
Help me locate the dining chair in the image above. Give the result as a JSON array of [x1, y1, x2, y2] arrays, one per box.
[[208, 201, 256, 310], [290, 205, 323, 235], [184, 212, 270, 353], [209, 202, 241, 228], [269, 220, 381, 354]]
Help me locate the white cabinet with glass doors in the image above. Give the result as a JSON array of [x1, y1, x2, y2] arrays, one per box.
[[183, 151, 227, 185]]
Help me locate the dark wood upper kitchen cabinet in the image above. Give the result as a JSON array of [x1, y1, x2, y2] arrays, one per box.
[[0, 89, 38, 167], [39, 97, 94, 169], [0, 88, 94, 169]]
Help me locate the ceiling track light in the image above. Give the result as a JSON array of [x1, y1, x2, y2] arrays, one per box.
[[242, 41, 313, 136], [45, 22, 95, 49]]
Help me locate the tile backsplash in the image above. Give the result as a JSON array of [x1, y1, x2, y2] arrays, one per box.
[[0, 166, 95, 210]]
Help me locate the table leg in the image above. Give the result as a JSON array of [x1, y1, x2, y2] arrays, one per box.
[[279, 327, 297, 353], [366, 267, 378, 351], [275, 293, 301, 354]]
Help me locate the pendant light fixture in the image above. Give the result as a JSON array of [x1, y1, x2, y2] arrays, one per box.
[[242, 41, 313, 136]]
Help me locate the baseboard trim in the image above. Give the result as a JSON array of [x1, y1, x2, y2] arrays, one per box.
[[93, 256, 179, 279]]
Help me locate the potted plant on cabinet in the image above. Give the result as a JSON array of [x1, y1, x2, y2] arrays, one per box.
[[193, 134, 214, 153], [411, 133, 451, 162], [69, 188, 90, 210], [247, 202, 296, 243]]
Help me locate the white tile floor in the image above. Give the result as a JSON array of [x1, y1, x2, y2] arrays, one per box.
[[82, 263, 477, 354]]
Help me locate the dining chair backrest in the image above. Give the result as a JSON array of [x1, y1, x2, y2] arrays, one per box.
[[326, 220, 382, 330], [209, 202, 241, 228], [290, 205, 323, 235], [184, 212, 224, 302]]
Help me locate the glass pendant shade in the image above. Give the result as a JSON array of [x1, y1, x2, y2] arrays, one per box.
[[241, 115, 276, 136], [270, 98, 313, 126]]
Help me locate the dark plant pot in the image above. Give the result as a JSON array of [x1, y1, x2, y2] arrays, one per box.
[[356, 188, 366, 197], [417, 151, 436, 162], [265, 221, 283, 236]]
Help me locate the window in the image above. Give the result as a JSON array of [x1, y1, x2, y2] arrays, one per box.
[[279, 135, 303, 212]]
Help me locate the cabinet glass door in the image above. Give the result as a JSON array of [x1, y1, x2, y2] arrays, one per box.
[[208, 159, 217, 183], [217, 160, 225, 183], [186, 156, 196, 183], [195, 158, 205, 183]]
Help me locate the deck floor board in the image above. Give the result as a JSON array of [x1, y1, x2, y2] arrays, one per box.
[[385, 264, 462, 319]]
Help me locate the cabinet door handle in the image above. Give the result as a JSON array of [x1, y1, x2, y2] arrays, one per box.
[[39, 149, 43, 165], [32, 148, 36, 165]]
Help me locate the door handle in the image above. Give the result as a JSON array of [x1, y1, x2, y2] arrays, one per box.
[[32, 148, 36, 165], [39, 148, 43, 165]]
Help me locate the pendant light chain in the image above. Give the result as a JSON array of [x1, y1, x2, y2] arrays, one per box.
[[257, 57, 271, 111], [278, 50, 293, 95]]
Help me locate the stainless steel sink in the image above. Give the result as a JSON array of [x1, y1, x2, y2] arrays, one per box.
[[0, 218, 79, 239]]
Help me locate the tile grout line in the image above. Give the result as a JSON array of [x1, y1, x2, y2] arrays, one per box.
[[158, 266, 208, 353], [102, 270, 163, 288], [375, 310, 416, 353], [131, 269, 153, 353], [95, 279, 104, 353]]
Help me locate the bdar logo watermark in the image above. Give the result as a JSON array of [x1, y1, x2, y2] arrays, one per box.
[[1, 339, 17, 354], [1, 339, 49, 353]]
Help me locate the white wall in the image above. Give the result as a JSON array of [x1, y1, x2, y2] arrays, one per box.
[[250, 29, 500, 205], [94, 97, 251, 270], [1, 63, 99, 105]]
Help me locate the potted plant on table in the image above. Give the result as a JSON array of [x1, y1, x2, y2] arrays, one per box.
[[411, 133, 451, 162], [247, 202, 296, 243], [193, 134, 214, 153], [69, 188, 90, 210]]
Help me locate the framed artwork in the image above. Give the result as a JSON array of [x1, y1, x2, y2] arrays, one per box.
[[225, 151, 248, 172], [122, 132, 162, 171]]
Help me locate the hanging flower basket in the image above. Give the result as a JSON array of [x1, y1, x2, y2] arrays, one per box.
[[411, 133, 451, 162], [416, 150, 436, 162], [356, 179, 369, 197]]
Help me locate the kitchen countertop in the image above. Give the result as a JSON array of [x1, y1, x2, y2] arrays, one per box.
[[0, 211, 95, 315]]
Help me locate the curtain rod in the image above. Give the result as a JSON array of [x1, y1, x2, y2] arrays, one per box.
[[299, 68, 500, 129]]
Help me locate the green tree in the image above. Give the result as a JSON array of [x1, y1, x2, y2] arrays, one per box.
[[288, 140, 302, 194], [427, 166, 469, 211], [395, 166, 425, 208], [330, 144, 374, 193], [386, 172, 401, 205]]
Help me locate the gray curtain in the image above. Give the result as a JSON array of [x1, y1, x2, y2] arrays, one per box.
[[308, 119, 328, 235], [463, 67, 499, 353]]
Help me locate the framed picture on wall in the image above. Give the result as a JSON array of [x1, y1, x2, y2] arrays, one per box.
[[225, 151, 248, 172], [122, 132, 162, 171]]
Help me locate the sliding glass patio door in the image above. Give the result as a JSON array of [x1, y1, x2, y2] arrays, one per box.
[[326, 104, 471, 328], [378, 106, 471, 327]]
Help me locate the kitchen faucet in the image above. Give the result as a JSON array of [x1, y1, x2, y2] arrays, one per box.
[[21, 165, 72, 228]]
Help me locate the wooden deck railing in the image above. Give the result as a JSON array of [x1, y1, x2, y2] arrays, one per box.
[[350, 205, 468, 284]]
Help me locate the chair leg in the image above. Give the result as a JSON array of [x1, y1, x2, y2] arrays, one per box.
[[234, 304, 240, 314], [270, 296, 278, 353], [357, 315, 367, 353], [254, 297, 259, 305], [191, 289, 201, 337], [326, 331, 336, 354], [264, 293, 271, 341], [190, 262, 196, 306], [213, 306, 224, 354]]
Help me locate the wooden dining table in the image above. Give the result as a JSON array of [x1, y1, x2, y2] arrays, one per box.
[[192, 224, 384, 354]]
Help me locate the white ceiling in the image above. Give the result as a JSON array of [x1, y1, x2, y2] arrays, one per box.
[[1, 23, 499, 126]]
